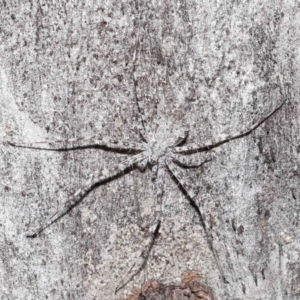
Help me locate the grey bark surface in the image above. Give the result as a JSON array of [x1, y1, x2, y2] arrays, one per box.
[[0, 1, 299, 299]]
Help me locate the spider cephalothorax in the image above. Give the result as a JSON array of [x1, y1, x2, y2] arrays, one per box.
[[146, 122, 189, 166]]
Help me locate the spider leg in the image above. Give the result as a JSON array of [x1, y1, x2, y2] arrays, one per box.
[[166, 160, 198, 199], [115, 221, 160, 294], [132, 31, 148, 142], [132, 64, 150, 142], [155, 159, 166, 222], [137, 157, 148, 172], [151, 164, 158, 180], [166, 159, 228, 283], [116, 160, 165, 294], [172, 129, 189, 147], [26, 152, 146, 238], [174, 100, 286, 154], [8, 136, 146, 152], [172, 153, 212, 168]]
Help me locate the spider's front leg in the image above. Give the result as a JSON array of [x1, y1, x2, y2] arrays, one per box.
[[132, 72, 150, 143], [8, 135, 146, 152], [174, 100, 286, 154], [26, 152, 147, 238]]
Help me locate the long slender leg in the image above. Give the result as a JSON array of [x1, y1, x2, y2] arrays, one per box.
[[172, 153, 212, 168], [115, 222, 160, 294], [132, 72, 150, 142], [174, 100, 286, 154], [8, 135, 146, 152], [131, 19, 151, 143], [155, 159, 166, 222], [166, 160, 227, 283], [115, 160, 165, 294], [151, 164, 158, 181], [166, 160, 198, 199], [171, 129, 189, 147], [27, 152, 146, 238]]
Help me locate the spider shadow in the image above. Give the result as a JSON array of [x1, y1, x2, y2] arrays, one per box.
[[168, 169, 229, 284]]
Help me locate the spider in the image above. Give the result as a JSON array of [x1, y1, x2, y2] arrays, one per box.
[[8, 101, 286, 293], [8, 99, 285, 290]]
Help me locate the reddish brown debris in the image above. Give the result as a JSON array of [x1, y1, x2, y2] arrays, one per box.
[[117, 271, 214, 300]]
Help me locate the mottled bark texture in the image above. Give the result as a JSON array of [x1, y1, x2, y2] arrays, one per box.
[[1, 1, 299, 299]]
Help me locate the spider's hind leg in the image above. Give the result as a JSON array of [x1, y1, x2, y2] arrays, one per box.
[[115, 221, 160, 294], [115, 159, 165, 293], [166, 160, 228, 283], [26, 152, 146, 238]]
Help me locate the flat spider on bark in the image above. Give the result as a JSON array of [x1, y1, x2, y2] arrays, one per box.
[[8, 99, 285, 291], [9, 100, 284, 238]]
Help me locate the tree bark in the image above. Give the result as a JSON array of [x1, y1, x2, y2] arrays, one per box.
[[1, 1, 299, 299]]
